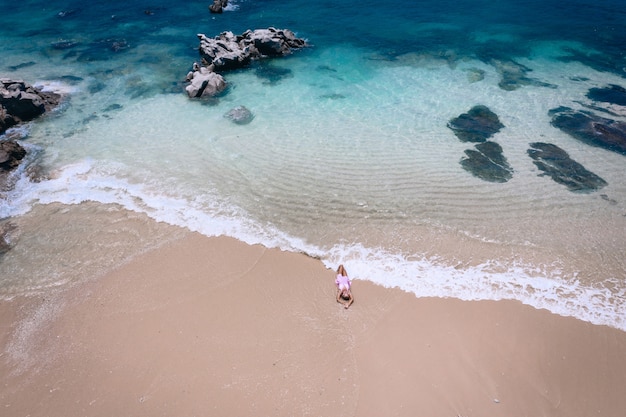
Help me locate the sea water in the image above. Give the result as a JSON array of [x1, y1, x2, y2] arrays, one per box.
[[1, 0, 625, 329]]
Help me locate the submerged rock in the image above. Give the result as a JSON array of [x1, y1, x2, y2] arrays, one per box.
[[448, 105, 504, 143], [527, 142, 607, 193], [549, 107, 626, 156], [460, 141, 513, 183], [490, 59, 556, 91], [255, 63, 293, 85], [224, 105, 254, 125], [586, 84, 626, 106], [465, 67, 485, 83], [7, 61, 36, 71]]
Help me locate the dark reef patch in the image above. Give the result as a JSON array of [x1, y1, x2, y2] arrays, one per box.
[[489, 59, 557, 91], [7, 61, 37, 71], [460, 141, 513, 183], [527, 142, 607, 193], [549, 107, 626, 156], [558, 48, 626, 79], [586, 84, 626, 106], [448, 105, 504, 143]]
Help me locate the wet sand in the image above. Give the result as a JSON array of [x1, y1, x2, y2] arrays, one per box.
[[1, 232, 625, 417]]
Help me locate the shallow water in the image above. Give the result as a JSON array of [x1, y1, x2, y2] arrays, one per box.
[[1, 0, 626, 330]]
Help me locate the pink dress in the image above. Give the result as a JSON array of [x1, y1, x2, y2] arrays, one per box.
[[335, 274, 351, 291]]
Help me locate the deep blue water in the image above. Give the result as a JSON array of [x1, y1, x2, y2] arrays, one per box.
[[2, 0, 625, 81]]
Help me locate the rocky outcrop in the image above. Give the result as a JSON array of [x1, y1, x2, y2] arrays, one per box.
[[197, 28, 307, 71], [549, 106, 626, 156], [448, 106, 513, 182], [447, 105, 504, 143], [527, 142, 607, 192], [1, 78, 61, 134], [185, 28, 307, 98]]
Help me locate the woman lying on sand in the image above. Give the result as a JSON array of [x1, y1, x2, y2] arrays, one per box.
[[335, 264, 354, 309]]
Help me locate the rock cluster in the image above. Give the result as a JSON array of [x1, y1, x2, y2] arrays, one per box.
[[185, 28, 307, 98], [1, 78, 61, 134], [447, 105, 513, 182], [1, 79, 60, 194], [446, 102, 613, 192]]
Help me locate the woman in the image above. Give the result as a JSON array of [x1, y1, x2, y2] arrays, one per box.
[[335, 264, 354, 309]]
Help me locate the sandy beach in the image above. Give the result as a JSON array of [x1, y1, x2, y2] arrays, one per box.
[[1, 232, 626, 417]]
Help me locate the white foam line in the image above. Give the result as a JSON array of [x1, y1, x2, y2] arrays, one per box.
[[323, 243, 626, 332], [3, 164, 624, 332]]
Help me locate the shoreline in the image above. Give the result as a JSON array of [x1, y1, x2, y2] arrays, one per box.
[[2, 232, 625, 416]]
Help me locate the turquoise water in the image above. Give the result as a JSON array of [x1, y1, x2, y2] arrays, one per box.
[[1, 1, 626, 329]]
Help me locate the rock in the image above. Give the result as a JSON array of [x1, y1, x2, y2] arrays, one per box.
[[247, 28, 306, 57], [0, 140, 28, 192], [224, 105, 254, 124], [549, 107, 626, 156], [1, 78, 61, 134], [448, 105, 504, 143], [527, 142, 607, 192], [185, 66, 227, 98], [0, 140, 27, 171], [197, 31, 254, 71], [209, 0, 228, 13], [197, 28, 307, 72], [460, 141, 513, 183]]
